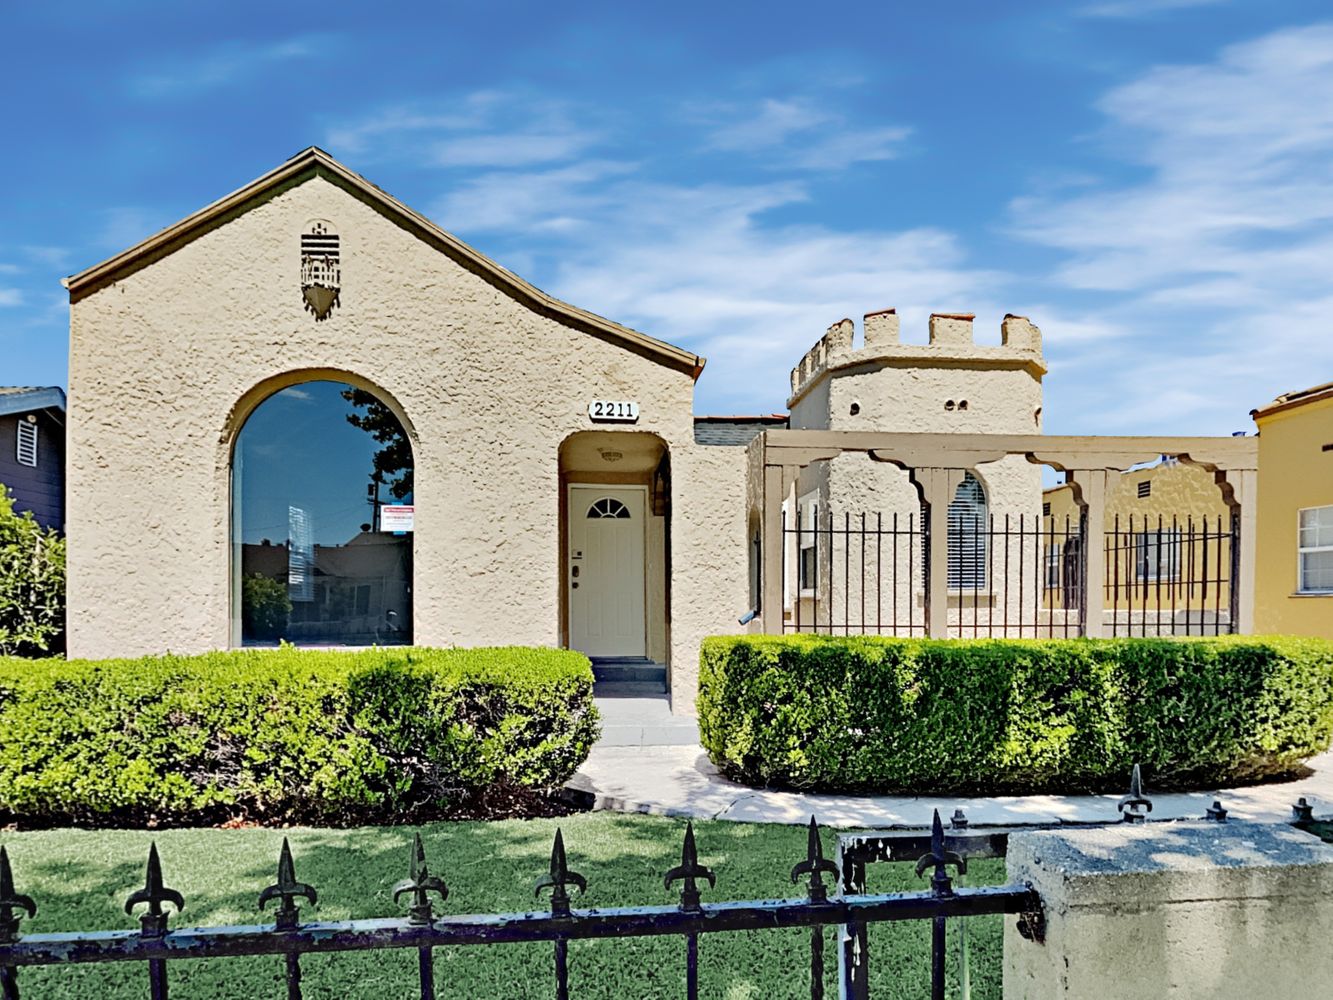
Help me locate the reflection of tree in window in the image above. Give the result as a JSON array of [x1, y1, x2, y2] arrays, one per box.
[[342, 387, 413, 500], [232, 380, 414, 647]]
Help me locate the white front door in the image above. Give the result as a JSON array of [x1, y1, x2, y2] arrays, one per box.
[[568, 485, 647, 658]]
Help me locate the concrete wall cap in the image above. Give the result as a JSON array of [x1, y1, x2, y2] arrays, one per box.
[[1009, 822, 1333, 908]]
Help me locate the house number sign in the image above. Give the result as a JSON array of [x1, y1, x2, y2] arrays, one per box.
[[588, 400, 640, 423]]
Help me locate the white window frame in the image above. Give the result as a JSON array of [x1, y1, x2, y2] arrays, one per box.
[[15, 418, 37, 468], [1297, 505, 1333, 594]]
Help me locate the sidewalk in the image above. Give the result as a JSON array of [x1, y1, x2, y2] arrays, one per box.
[[568, 741, 1333, 828]]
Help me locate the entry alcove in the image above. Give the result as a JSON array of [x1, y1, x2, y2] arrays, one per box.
[[558, 431, 670, 662], [230, 379, 414, 646]]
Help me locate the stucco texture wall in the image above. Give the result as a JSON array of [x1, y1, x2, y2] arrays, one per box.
[[67, 171, 748, 707], [1254, 395, 1333, 637]]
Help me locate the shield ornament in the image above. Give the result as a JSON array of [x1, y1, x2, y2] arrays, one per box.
[[300, 220, 341, 320]]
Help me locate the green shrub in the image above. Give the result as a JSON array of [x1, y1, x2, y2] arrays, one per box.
[[241, 573, 291, 640], [698, 635, 1333, 794], [0, 646, 598, 824], [0, 487, 64, 657]]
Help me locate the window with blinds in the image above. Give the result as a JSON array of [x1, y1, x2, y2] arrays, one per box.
[[15, 419, 37, 468], [947, 473, 987, 590]]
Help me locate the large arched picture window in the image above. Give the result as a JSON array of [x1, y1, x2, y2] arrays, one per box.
[[947, 472, 988, 590], [231, 380, 413, 646]]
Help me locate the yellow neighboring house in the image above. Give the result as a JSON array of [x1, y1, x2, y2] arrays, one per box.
[[1251, 382, 1333, 638], [1043, 461, 1234, 630]]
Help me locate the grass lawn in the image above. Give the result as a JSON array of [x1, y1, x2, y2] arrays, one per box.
[[1, 813, 1007, 999]]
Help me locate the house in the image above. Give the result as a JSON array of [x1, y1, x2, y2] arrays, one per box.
[[0, 386, 65, 531], [1251, 381, 1333, 638], [1042, 459, 1235, 634], [61, 148, 1265, 711]]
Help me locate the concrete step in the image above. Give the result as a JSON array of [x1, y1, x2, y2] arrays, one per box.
[[593, 680, 668, 698], [590, 657, 667, 688]]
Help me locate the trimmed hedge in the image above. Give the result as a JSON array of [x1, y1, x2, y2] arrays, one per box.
[[698, 635, 1333, 794], [0, 646, 598, 824]]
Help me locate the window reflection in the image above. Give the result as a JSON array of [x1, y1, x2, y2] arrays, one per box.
[[231, 380, 413, 645]]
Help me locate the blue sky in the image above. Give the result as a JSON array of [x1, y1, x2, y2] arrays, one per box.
[[3, 0, 1332, 435]]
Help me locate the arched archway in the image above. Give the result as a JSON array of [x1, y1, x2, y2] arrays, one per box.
[[230, 378, 415, 646], [558, 431, 670, 662]]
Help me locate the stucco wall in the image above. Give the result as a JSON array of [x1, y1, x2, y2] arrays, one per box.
[[780, 312, 1045, 635], [1254, 394, 1333, 637], [67, 171, 748, 706]]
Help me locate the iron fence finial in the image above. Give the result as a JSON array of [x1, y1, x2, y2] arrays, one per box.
[[393, 833, 448, 927], [950, 808, 969, 830], [1293, 797, 1315, 823], [535, 828, 587, 917], [124, 843, 184, 938], [1205, 800, 1228, 822], [665, 822, 715, 913], [258, 838, 318, 930], [1118, 764, 1153, 823], [915, 809, 965, 897], [0, 846, 36, 944], [790, 816, 838, 903]]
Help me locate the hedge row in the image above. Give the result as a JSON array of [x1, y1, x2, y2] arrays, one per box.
[[698, 635, 1333, 794], [0, 646, 598, 824]]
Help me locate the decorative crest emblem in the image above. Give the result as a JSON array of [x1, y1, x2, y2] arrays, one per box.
[[300, 220, 340, 321]]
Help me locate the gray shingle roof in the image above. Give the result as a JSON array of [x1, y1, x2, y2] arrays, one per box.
[[693, 416, 787, 446]]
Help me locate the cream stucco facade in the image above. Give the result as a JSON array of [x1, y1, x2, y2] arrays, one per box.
[[779, 310, 1048, 634], [64, 149, 749, 708]]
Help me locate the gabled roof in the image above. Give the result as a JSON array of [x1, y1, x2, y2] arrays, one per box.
[[62, 147, 705, 380], [0, 387, 65, 418]]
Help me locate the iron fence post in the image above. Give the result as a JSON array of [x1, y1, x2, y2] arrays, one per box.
[[0, 847, 34, 1000], [123, 843, 183, 1000], [392, 834, 448, 1000]]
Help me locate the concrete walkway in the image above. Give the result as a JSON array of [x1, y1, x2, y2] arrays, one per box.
[[568, 738, 1333, 828]]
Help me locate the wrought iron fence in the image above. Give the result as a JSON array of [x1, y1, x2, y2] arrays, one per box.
[[1104, 512, 1236, 636], [0, 816, 1039, 1000], [782, 509, 1086, 639], [783, 509, 930, 637], [781, 506, 1238, 639]]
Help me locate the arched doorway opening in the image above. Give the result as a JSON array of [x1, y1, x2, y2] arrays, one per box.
[[230, 379, 414, 646], [558, 432, 670, 662]]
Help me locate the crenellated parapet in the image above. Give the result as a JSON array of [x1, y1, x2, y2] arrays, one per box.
[[788, 309, 1045, 405]]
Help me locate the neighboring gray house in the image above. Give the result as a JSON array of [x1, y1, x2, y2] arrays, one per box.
[[0, 387, 65, 531]]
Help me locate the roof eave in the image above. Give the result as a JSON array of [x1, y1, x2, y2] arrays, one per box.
[[0, 387, 66, 418]]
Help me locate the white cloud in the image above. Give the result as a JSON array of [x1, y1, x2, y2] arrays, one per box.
[[327, 93, 603, 172], [700, 97, 910, 170], [434, 163, 1002, 412], [0, 289, 22, 307], [130, 35, 333, 98], [1078, 0, 1226, 17], [1012, 23, 1333, 434], [432, 130, 599, 169]]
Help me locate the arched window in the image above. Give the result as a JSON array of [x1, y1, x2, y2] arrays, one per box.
[[948, 473, 988, 590], [231, 380, 413, 646], [587, 497, 631, 519]]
